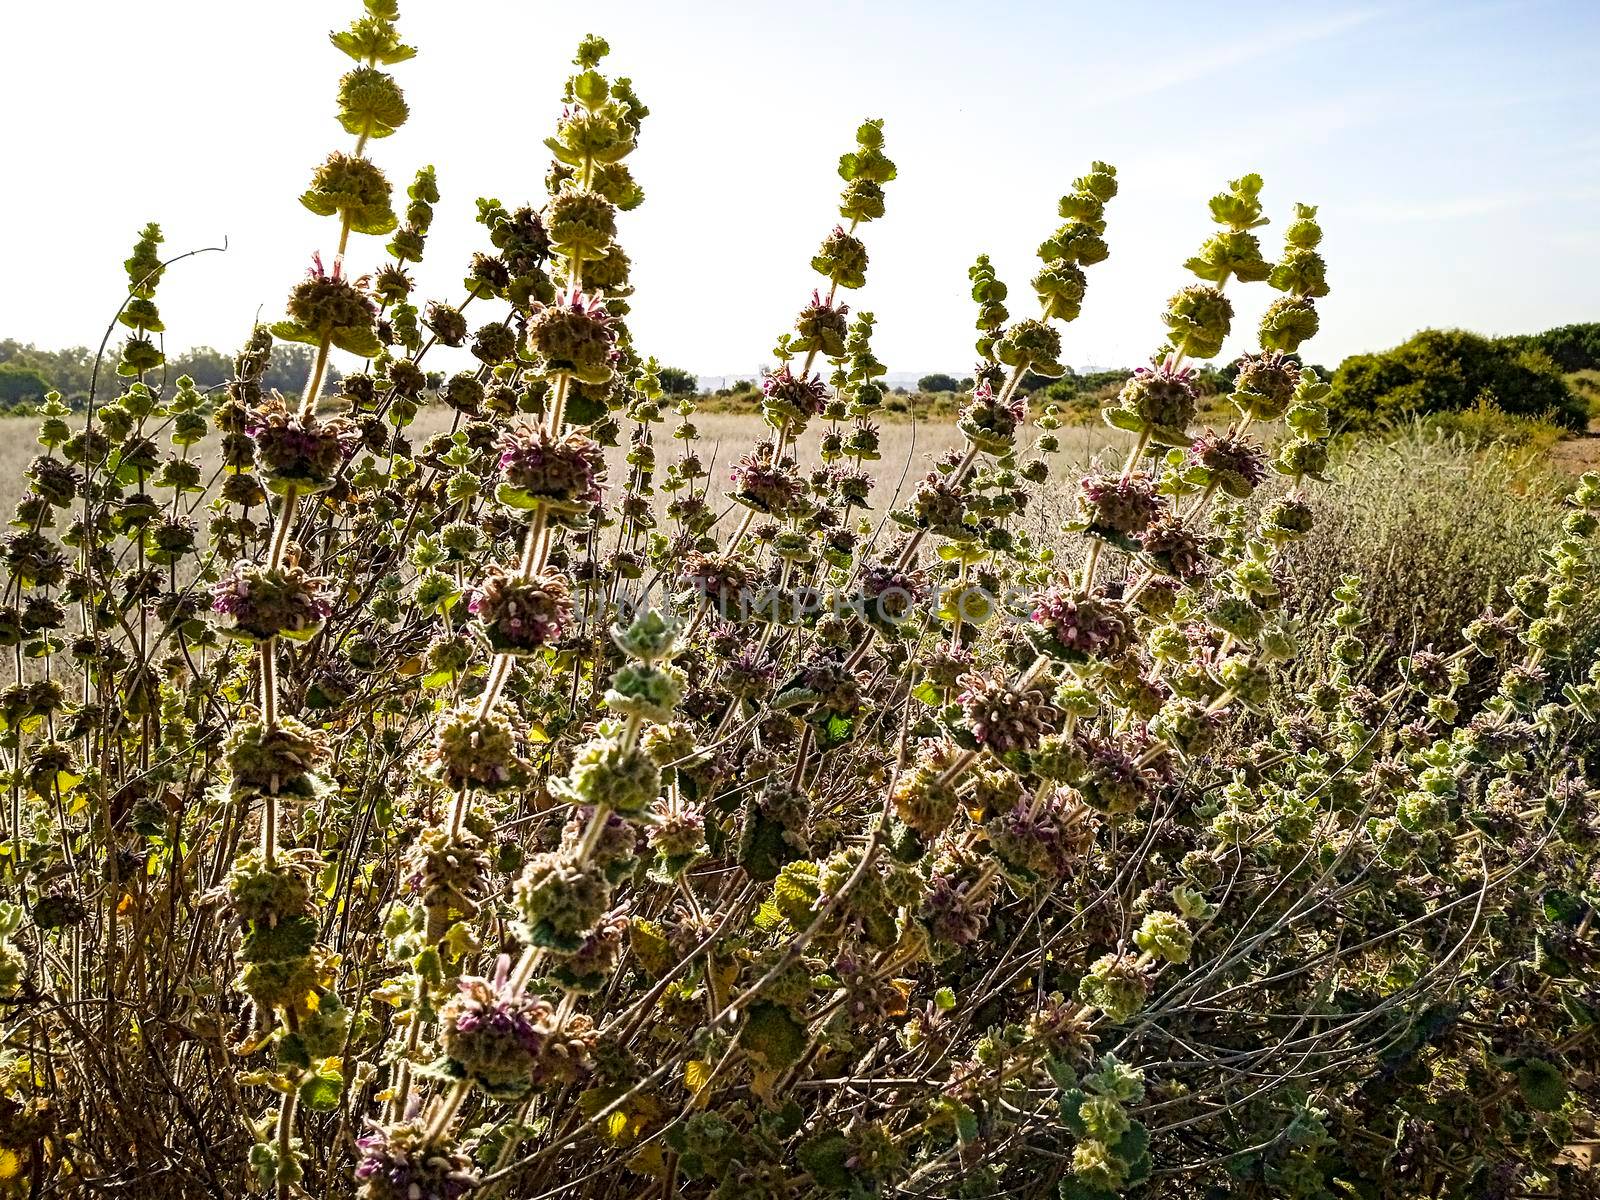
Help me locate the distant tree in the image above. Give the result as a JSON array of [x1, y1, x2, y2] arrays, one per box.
[[1502, 323, 1600, 373], [0, 362, 51, 406], [0, 341, 97, 400], [167, 346, 235, 388], [657, 365, 698, 395], [917, 372, 960, 393], [257, 342, 341, 398], [0, 337, 337, 406], [1329, 328, 1584, 430], [730, 378, 756, 395]]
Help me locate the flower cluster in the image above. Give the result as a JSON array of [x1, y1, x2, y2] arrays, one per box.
[[469, 566, 573, 653], [494, 426, 605, 514], [211, 560, 333, 643]]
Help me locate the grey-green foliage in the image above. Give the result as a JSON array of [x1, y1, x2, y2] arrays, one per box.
[[1282, 426, 1588, 684]]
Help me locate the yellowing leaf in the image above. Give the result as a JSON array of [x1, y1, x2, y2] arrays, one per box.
[[749, 1066, 781, 1105], [684, 1059, 712, 1093], [626, 1144, 667, 1179]]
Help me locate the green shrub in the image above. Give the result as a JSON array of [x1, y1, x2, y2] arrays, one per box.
[[1282, 426, 1579, 683], [1567, 367, 1600, 413], [1328, 327, 1585, 430], [1420, 396, 1567, 451], [0, 362, 50, 406], [1504, 321, 1600, 373]]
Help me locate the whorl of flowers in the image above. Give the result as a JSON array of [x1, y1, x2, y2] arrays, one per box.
[[760, 365, 830, 429], [212, 558, 334, 643], [300, 150, 397, 234], [812, 224, 870, 290], [355, 1111, 477, 1200], [550, 722, 662, 815], [780, 650, 865, 718], [892, 742, 965, 838], [909, 471, 970, 540], [426, 706, 527, 792], [526, 287, 617, 384], [225, 716, 330, 802], [544, 188, 617, 262], [722, 644, 777, 698], [273, 251, 381, 357], [957, 379, 1027, 453], [834, 948, 907, 1023], [920, 855, 995, 949], [513, 850, 612, 952], [1077, 736, 1159, 816], [404, 826, 489, 919], [469, 566, 573, 654], [995, 318, 1066, 378], [958, 672, 1060, 754], [1029, 586, 1132, 661], [986, 792, 1093, 880], [224, 848, 319, 928], [1259, 294, 1320, 352], [1138, 513, 1208, 582], [729, 442, 805, 517], [494, 426, 605, 513], [1134, 910, 1194, 964], [648, 795, 706, 861], [1161, 284, 1233, 360], [1078, 952, 1150, 1022], [1231, 350, 1302, 421], [223, 844, 332, 1020], [679, 550, 755, 613], [1076, 471, 1165, 542], [248, 393, 354, 494], [604, 661, 685, 723], [1106, 355, 1198, 446], [552, 909, 629, 994], [439, 954, 560, 1097], [858, 562, 925, 629], [921, 644, 975, 691], [791, 289, 850, 358], [1183, 429, 1268, 498]]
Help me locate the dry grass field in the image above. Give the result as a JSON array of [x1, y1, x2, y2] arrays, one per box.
[[0, 407, 1138, 542]]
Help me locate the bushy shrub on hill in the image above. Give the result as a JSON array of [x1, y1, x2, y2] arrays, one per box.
[[1506, 322, 1600, 374], [1329, 327, 1585, 430]]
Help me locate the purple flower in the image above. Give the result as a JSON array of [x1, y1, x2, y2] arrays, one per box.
[[1030, 587, 1131, 660]]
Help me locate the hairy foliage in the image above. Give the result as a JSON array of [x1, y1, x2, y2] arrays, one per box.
[[2, 8, 1600, 1200], [1282, 428, 1584, 682]]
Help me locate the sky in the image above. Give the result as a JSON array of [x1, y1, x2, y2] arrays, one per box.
[[4, 0, 1597, 380]]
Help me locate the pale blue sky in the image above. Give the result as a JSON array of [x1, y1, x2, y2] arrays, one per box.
[[4, 0, 1596, 376]]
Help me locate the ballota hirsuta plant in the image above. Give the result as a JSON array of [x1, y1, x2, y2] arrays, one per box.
[[2, 3, 1600, 1197]]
